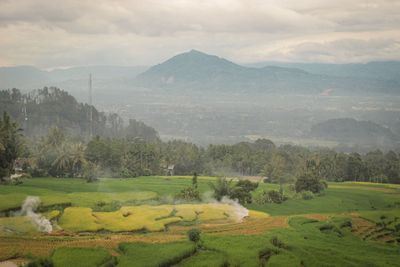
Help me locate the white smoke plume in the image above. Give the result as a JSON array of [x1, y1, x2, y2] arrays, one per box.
[[220, 196, 249, 222], [201, 191, 249, 222], [21, 196, 52, 233]]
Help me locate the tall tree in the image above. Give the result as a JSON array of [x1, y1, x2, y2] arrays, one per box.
[[0, 112, 22, 179]]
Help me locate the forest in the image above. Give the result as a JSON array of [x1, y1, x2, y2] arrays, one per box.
[[1, 105, 399, 185]]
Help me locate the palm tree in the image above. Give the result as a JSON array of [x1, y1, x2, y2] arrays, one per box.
[[69, 143, 86, 177], [52, 143, 71, 177]]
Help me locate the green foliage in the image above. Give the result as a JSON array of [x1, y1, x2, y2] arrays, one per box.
[[229, 186, 253, 204], [176, 186, 200, 201], [27, 258, 53, 267], [236, 180, 258, 192], [51, 247, 114, 267], [209, 177, 233, 201], [301, 190, 314, 200], [192, 172, 198, 188], [0, 112, 22, 179], [118, 241, 196, 267], [249, 182, 400, 216], [208, 178, 258, 204], [230, 180, 259, 204], [0, 87, 159, 141], [177, 250, 228, 267], [187, 228, 201, 243], [254, 189, 286, 204], [295, 160, 326, 193]]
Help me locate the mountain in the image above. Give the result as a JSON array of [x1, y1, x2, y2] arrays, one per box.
[[310, 118, 400, 147], [135, 50, 400, 95], [1, 51, 399, 96], [247, 61, 400, 83], [0, 66, 51, 90], [0, 65, 148, 98]]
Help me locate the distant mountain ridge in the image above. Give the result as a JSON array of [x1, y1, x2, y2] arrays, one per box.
[[247, 61, 400, 83], [135, 50, 400, 95], [1, 50, 400, 96], [0, 65, 148, 92]]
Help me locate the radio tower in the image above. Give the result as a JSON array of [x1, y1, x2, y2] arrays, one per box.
[[89, 73, 93, 137]]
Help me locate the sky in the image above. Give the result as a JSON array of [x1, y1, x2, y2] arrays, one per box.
[[0, 0, 399, 68]]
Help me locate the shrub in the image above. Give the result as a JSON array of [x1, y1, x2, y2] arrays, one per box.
[[176, 186, 200, 201], [187, 228, 201, 243], [27, 258, 53, 267], [209, 177, 233, 201], [254, 190, 286, 204], [229, 187, 252, 204], [301, 191, 314, 200], [236, 180, 258, 192], [295, 173, 325, 193], [267, 190, 285, 203]]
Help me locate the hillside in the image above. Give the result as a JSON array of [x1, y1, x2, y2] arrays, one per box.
[[310, 118, 400, 146], [0, 87, 159, 141]]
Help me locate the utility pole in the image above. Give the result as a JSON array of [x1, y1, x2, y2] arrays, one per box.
[[22, 97, 28, 131]]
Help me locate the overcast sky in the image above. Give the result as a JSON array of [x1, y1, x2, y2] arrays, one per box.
[[0, 0, 399, 68]]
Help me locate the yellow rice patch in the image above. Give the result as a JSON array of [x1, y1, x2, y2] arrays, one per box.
[[58, 203, 252, 233]]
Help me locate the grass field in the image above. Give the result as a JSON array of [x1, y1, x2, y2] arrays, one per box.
[[0, 176, 399, 266]]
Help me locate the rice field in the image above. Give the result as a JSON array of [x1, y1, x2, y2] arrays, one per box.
[[0, 177, 399, 266], [58, 203, 251, 233]]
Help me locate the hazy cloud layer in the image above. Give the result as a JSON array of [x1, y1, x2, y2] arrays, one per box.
[[0, 0, 399, 67]]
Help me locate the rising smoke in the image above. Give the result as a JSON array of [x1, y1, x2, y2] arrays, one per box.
[[21, 196, 52, 233], [220, 196, 249, 222], [201, 191, 249, 222]]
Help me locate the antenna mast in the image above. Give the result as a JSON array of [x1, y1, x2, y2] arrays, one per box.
[[89, 73, 93, 137]]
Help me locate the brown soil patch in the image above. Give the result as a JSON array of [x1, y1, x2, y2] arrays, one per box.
[[351, 216, 376, 237], [0, 233, 184, 260], [0, 215, 289, 260], [302, 214, 330, 221], [329, 185, 397, 193], [168, 216, 288, 236]]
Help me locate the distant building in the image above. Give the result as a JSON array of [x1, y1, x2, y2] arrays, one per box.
[[167, 165, 175, 176]]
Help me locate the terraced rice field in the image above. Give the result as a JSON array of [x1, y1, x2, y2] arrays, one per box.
[[0, 177, 399, 266]]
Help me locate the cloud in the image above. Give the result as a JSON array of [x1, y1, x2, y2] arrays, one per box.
[[0, 0, 399, 67]]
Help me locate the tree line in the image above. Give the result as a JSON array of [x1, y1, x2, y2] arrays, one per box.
[[2, 119, 399, 184]]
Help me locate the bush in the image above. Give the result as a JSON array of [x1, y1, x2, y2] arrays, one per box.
[[301, 191, 314, 200], [254, 190, 286, 204], [295, 173, 325, 193], [236, 180, 258, 192], [225, 179, 259, 204], [187, 228, 201, 243], [176, 186, 200, 201], [27, 258, 53, 267], [229, 187, 252, 204]]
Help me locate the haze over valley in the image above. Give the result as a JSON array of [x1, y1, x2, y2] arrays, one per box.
[[1, 50, 399, 151]]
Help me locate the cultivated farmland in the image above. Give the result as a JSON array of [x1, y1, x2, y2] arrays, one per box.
[[0, 176, 399, 266]]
